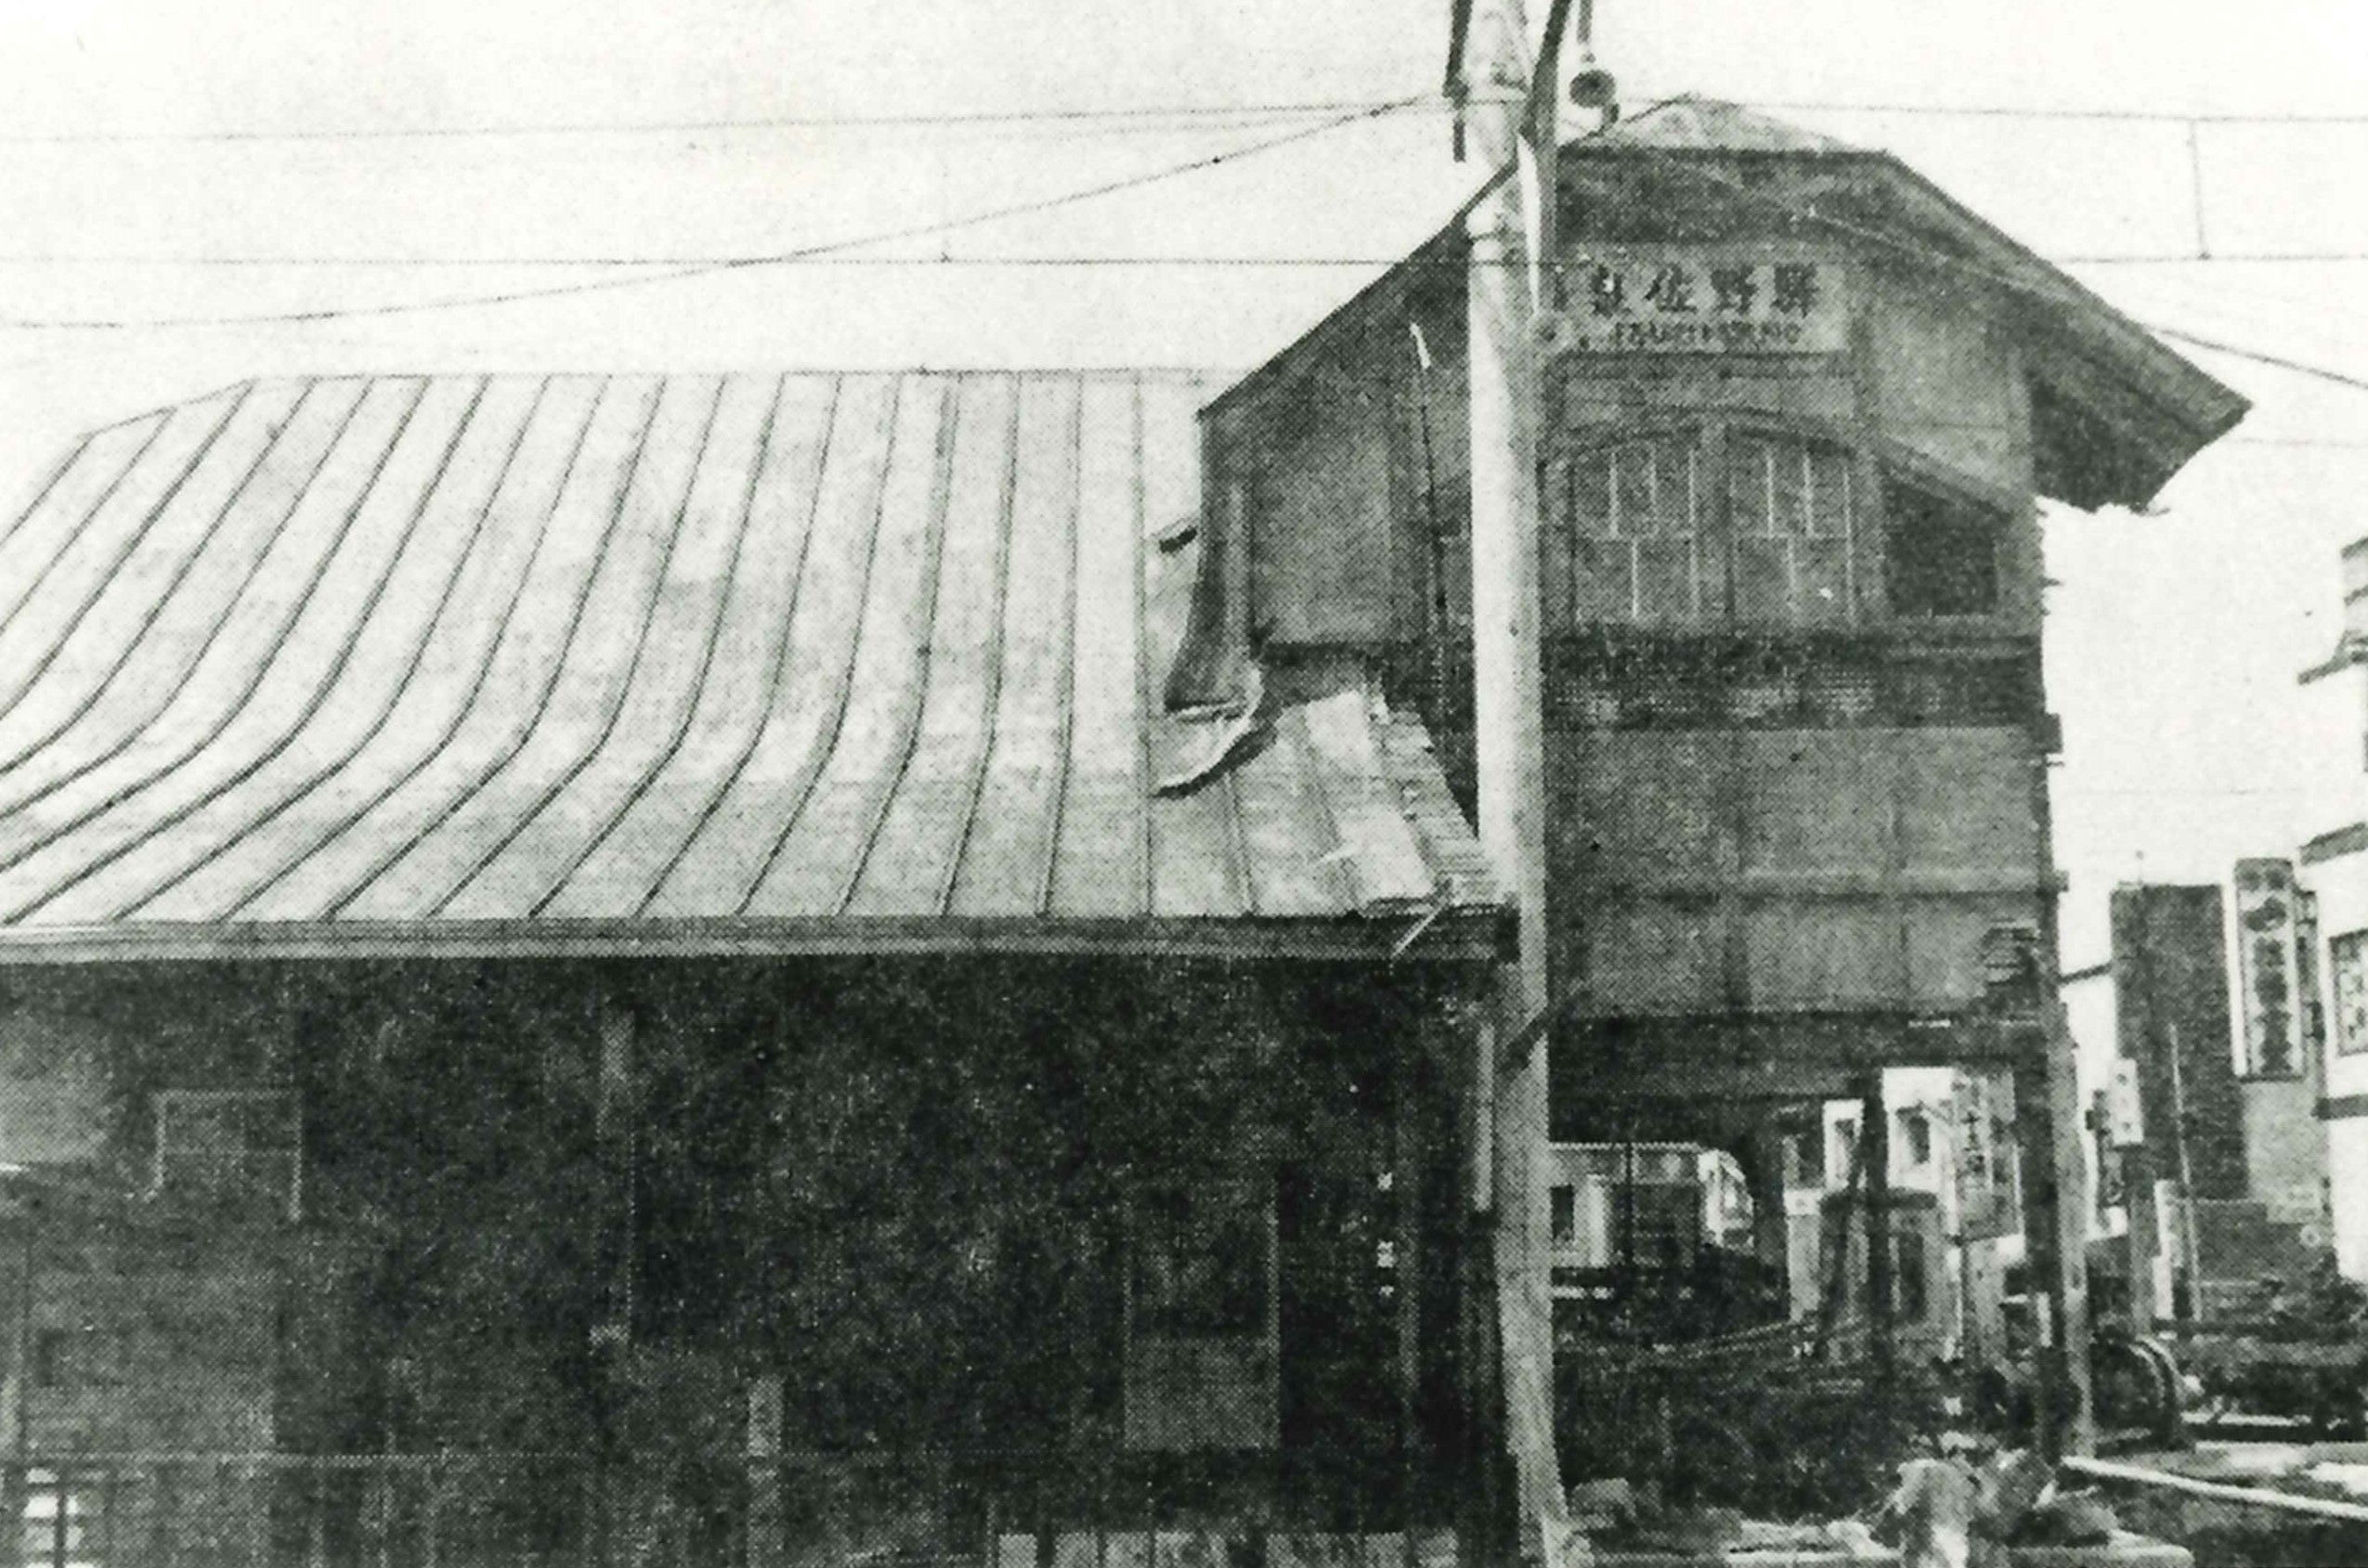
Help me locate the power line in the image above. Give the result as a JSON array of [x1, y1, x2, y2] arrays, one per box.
[[8, 92, 2368, 146], [2146, 327, 2368, 395], [0, 97, 1439, 145], [4, 249, 2368, 270], [1741, 98, 2368, 127], [0, 100, 1426, 330]]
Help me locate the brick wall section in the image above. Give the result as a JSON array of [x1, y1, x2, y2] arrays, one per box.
[[2112, 885, 2251, 1201]]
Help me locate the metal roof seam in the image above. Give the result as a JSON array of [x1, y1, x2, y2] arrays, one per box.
[[829, 375, 966, 918], [927, 375, 1023, 921], [0, 418, 173, 638], [0, 434, 96, 563], [206, 377, 563, 920], [0, 385, 366, 911], [117, 377, 501, 921], [628, 376, 842, 918], [15, 381, 437, 925], [0, 382, 257, 728], [1219, 760, 1257, 917], [423, 376, 731, 919], [0, 380, 383, 818], [1028, 378, 1087, 921], [720, 377, 904, 916], [317, 378, 662, 918], [531, 374, 788, 918], [0, 382, 327, 777]]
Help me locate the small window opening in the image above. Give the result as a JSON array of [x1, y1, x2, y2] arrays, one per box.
[[1901, 1111, 1933, 1169], [1886, 479, 2001, 617], [1550, 1184, 1577, 1244]]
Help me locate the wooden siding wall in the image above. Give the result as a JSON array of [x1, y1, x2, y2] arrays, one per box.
[[1555, 728, 2042, 1015]]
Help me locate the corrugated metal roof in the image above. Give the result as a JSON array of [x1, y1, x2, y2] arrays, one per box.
[[0, 370, 1498, 962]]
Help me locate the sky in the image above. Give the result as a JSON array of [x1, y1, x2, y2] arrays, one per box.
[[0, 0, 2363, 967]]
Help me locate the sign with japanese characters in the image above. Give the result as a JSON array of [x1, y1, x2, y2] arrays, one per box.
[[1537, 246, 1850, 356], [2233, 858, 2306, 1079], [2335, 930, 2368, 1056]]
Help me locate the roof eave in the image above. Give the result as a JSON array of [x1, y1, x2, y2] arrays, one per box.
[[0, 913, 1506, 967]]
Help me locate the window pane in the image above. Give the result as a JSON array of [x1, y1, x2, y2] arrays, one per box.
[[1613, 445, 1655, 536], [1887, 479, 2001, 617], [1574, 539, 1636, 623], [1728, 435, 1773, 537], [1809, 447, 1854, 539], [1772, 443, 1811, 536], [1569, 452, 1613, 538], [1797, 540, 1850, 625], [1636, 540, 1698, 625], [1733, 538, 1789, 623]]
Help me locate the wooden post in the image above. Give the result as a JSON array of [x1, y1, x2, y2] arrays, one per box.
[[597, 992, 637, 1340], [2013, 1022, 2096, 1459], [2117, 1124, 2155, 1335], [1395, 1021, 1423, 1533], [592, 989, 637, 1568], [0, 1225, 27, 1568], [1861, 1075, 1894, 1377]]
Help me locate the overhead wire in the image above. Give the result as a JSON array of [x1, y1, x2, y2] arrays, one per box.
[[0, 87, 2362, 396], [4, 250, 2368, 270], [7, 93, 2368, 145], [0, 97, 1427, 331]]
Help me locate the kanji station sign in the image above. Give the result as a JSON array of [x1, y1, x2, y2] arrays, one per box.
[[1537, 246, 1851, 356], [2233, 858, 2306, 1080]]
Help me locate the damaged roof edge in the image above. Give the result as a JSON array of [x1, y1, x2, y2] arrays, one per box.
[[0, 914, 1505, 966]]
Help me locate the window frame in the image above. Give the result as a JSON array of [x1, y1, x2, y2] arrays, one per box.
[[1546, 414, 2026, 633]]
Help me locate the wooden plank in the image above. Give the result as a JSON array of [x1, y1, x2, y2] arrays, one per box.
[[0, 414, 170, 637], [1044, 378, 1150, 918], [446, 374, 774, 917], [19, 382, 435, 923], [1375, 710, 1494, 906], [342, 376, 706, 919], [137, 378, 564, 920], [843, 374, 1019, 916], [0, 382, 306, 746], [646, 375, 899, 916], [253, 376, 659, 918], [741, 376, 956, 915], [946, 377, 1083, 917], [545, 375, 836, 917]]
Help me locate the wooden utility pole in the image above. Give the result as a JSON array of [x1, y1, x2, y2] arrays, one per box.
[[1861, 1074, 1895, 1378], [1447, 0, 1585, 1551]]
